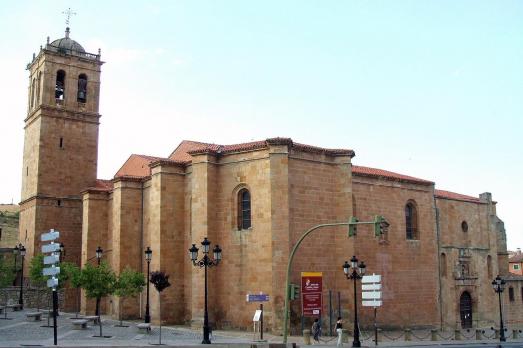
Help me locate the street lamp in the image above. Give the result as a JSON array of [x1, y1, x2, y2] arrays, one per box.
[[144, 247, 152, 323], [19, 245, 26, 309], [189, 237, 222, 344], [343, 255, 366, 348], [13, 244, 20, 286], [95, 246, 103, 316], [492, 275, 506, 342], [59, 243, 65, 262]]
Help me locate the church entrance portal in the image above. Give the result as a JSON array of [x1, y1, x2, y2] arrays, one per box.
[[459, 291, 473, 328]]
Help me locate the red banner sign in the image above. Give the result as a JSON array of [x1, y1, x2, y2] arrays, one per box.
[[301, 272, 323, 317]]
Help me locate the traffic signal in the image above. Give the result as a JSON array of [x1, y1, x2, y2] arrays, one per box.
[[374, 215, 389, 237], [289, 283, 300, 300], [348, 216, 358, 237]]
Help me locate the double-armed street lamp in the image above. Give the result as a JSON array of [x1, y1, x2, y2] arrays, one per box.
[[95, 246, 103, 316], [492, 275, 506, 342], [144, 247, 152, 323], [18, 244, 26, 309], [343, 255, 366, 348], [189, 238, 222, 344]]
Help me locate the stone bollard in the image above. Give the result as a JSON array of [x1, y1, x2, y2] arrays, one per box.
[[376, 328, 382, 343], [454, 329, 461, 340], [494, 329, 500, 339], [303, 329, 311, 345], [431, 329, 438, 341], [475, 329, 482, 340], [405, 329, 412, 341], [342, 329, 349, 343], [513, 329, 519, 339]]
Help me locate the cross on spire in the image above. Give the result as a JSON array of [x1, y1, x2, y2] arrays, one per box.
[[62, 7, 76, 26]]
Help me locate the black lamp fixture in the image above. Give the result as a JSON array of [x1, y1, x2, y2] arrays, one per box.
[[19, 244, 26, 309], [144, 247, 153, 323], [342, 255, 366, 348], [95, 246, 103, 316], [189, 237, 222, 344], [13, 244, 20, 286], [492, 275, 506, 342]]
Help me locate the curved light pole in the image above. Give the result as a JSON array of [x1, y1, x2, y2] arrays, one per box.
[[189, 238, 222, 344], [492, 275, 506, 342], [13, 244, 19, 286], [343, 255, 366, 348], [19, 245, 26, 309], [95, 246, 103, 316], [144, 247, 152, 323]]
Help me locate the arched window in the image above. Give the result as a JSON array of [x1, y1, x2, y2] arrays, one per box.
[[36, 72, 41, 105], [30, 78, 36, 108], [55, 70, 66, 100], [441, 253, 447, 277], [509, 287, 515, 301], [77, 74, 87, 103], [487, 255, 492, 278], [405, 201, 418, 240], [237, 188, 251, 230]]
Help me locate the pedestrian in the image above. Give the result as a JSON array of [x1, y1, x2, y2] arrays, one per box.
[[335, 317, 343, 347], [312, 318, 321, 343]]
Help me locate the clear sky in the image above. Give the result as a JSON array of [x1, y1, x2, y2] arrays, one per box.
[[0, 1, 521, 249]]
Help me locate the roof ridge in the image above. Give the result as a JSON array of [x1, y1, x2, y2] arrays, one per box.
[[352, 165, 433, 185]]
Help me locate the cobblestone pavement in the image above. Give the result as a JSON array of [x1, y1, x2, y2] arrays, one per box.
[[0, 308, 253, 347], [1, 308, 523, 347]]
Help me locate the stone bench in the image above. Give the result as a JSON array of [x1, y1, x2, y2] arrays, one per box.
[[72, 319, 88, 330], [7, 304, 22, 311], [26, 312, 43, 321], [83, 315, 100, 325], [137, 323, 151, 333]]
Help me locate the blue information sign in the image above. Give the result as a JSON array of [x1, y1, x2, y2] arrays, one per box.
[[246, 294, 270, 302]]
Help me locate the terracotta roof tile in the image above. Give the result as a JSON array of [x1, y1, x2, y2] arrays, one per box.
[[509, 252, 523, 263], [114, 154, 166, 178], [352, 165, 434, 185], [434, 189, 482, 204], [95, 179, 112, 191], [169, 138, 354, 163]]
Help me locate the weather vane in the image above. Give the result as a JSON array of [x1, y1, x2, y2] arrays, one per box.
[[62, 7, 76, 26]]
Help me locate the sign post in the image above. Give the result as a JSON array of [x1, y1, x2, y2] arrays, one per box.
[[301, 272, 323, 317], [246, 293, 269, 341], [41, 229, 60, 346], [362, 274, 382, 346]]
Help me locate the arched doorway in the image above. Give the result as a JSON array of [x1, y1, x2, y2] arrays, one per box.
[[459, 291, 473, 328]]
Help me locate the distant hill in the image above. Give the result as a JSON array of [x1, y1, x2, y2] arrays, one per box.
[[0, 204, 19, 248]]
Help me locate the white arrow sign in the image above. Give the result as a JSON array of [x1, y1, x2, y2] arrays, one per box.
[[47, 278, 58, 288], [41, 230, 59, 242], [43, 266, 60, 276], [42, 243, 60, 253], [362, 283, 382, 291], [362, 300, 382, 307], [362, 274, 381, 283], [44, 255, 59, 265], [362, 291, 382, 300]]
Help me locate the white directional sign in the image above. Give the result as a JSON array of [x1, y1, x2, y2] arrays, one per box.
[[362, 274, 382, 307], [43, 266, 60, 276], [44, 254, 60, 265], [47, 278, 59, 288], [41, 230, 59, 242], [42, 243, 60, 253]]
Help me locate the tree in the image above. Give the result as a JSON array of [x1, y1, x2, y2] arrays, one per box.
[[150, 271, 171, 345], [80, 261, 116, 337], [29, 254, 47, 311], [114, 268, 145, 327], [0, 256, 16, 319], [61, 262, 81, 317]]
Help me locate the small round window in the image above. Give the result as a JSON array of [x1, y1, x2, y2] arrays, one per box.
[[461, 221, 468, 232]]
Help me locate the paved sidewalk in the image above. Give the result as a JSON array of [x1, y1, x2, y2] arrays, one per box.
[[1, 309, 522, 347]]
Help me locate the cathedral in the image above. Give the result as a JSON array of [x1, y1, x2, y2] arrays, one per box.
[[19, 27, 523, 332]]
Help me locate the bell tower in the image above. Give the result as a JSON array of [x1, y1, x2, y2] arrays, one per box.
[[19, 26, 104, 265]]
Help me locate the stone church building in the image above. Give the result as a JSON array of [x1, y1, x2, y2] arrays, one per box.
[[19, 27, 523, 331]]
